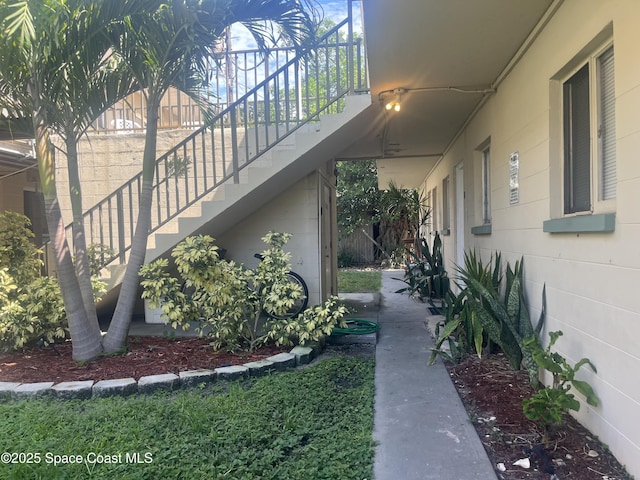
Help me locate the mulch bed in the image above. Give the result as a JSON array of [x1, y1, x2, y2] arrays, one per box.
[[1, 335, 634, 479], [447, 353, 632, 480], [0, 337, 285, 384]]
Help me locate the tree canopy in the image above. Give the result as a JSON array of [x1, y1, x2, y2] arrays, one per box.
[[336, 159, 430, 262]]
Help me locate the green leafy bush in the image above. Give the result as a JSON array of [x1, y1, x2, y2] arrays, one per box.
[[397, 232, 450, 301], [8, 276, 67, 349], [267, 295, 348, 346], [0, 212, 69, 350], [337, 249, 357, 268], [87, 243, 117, 275], [0, 211, 42, 286], [523, 330, 599, 435], [428, 251, 502, 365], [427, 250, 548, 390], [455, 253, 545, 386], [141, 232, 348, 351], [1, 274, 68, 351]]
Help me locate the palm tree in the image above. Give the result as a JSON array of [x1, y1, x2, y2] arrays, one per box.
[[0, 0, 106, 360], [1, 0, 316, 360], [50, 0, 150, 343], [102, 0, 317, 353], [0, 0, 162, 360]]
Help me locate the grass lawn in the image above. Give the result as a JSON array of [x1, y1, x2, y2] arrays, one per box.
[[0, 356, 374, 480], [337, 269, 382, 293]]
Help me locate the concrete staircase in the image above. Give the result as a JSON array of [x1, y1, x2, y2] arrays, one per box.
[[102, 94, 373, 291]]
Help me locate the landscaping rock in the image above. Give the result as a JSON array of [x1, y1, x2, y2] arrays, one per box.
[[290, 346, 314, 365], [215, 365, 249, 380], [243, 360, 275, 377], [0, 382, 21, 401], [265, 352, 296, 370], [12, 382, 54, 399], [93, 378, 138, 398], [308, 340, 324, 357], [138, 373, 180, 393], [52, 381, 94, 400], [179, 369, 216, 388]]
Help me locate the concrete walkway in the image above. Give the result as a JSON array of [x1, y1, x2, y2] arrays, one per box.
[[371, 269, 497, 480], [123, 269, 497, 479]]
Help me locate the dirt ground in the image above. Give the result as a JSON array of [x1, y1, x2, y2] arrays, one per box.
[[0, 337, 284, 383], [0, 336, 633, 479], [448, 354, 633, 480]]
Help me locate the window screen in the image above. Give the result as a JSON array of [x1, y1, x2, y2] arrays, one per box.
[[563, 64, 591, 214]]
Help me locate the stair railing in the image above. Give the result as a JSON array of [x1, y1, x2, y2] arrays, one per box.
[[74, 9, 367, 269]]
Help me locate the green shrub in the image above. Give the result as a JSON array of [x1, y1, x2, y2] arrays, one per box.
[[0, 269, 68, 351], [267, 295, 349, 346], [141, 232, 348, 351], [455, 253, 545, 386], [0, 211, 71, 351], [337, 249, 357, 268], [0, 211, 42, 287], [87, 243, 117, 275], [523, 331, 599, 435], [427, 250, 548, 390], [397, 232, 449, 301]]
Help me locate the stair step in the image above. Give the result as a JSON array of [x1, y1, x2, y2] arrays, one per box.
[[124, 95, 372, 278]]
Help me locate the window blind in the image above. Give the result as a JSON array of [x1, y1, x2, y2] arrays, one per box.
[[599, 47, 616, 201]]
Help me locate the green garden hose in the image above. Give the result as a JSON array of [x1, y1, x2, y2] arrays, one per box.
[[332, 318, 380, 335]]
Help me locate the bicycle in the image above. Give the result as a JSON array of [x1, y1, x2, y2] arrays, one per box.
[[179, 252, 309, 320], [254, 253, 309, 319]]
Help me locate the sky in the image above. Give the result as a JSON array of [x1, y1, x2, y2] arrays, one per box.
[[229, 0, 361, 50], [214, 1, 363, 102]]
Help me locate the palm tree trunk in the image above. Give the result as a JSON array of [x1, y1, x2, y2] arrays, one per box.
[[102, 104, 159, 353], [34, 115, 103, 361], [66, 135, 102, 339]]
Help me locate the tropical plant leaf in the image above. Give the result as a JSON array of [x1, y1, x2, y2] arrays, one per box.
[[521, 347, 540, 386], [470, 311, 483, 358], [491, 251, 502, 289], [433, 317, 461, 349], [465, 276, 520, 341], [534, 284, 546, 336], [470, 303, 501, 346], [574, 357, 597, 374], [506, 275, 521, 329], [571, 379, 600, 407]]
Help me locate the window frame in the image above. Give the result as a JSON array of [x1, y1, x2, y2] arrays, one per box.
[[431, 186, 438, 235], [442, 176, 450, 233], [559, 40, 616, 217], [481, 146, 491, 224], [423, 189, 432, 238]]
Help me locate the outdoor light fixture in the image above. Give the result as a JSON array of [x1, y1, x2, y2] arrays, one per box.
[[384, 88, 405, 112], [379, 85, 496, 113]]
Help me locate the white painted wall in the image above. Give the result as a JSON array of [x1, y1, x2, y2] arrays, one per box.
[[418, 0, 640, 475], [216, 171, 326, 306]]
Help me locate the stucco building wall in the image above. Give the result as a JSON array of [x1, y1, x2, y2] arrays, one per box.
[[420, 0, 640, 474]]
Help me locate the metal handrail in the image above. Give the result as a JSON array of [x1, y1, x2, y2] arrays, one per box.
[[73, 10, 367, 269]]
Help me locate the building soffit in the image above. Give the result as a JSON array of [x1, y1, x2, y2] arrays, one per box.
[[336, 0, 557, 183]]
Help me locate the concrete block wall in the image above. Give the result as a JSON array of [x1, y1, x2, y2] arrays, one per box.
[[416, 1, 640, 475], [216, 172, 323, 306]]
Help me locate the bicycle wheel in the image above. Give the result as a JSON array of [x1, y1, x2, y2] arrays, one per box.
[[269, 271, 309, 319]]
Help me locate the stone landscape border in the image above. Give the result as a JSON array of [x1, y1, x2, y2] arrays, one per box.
[[0, 345, 318, 401]]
